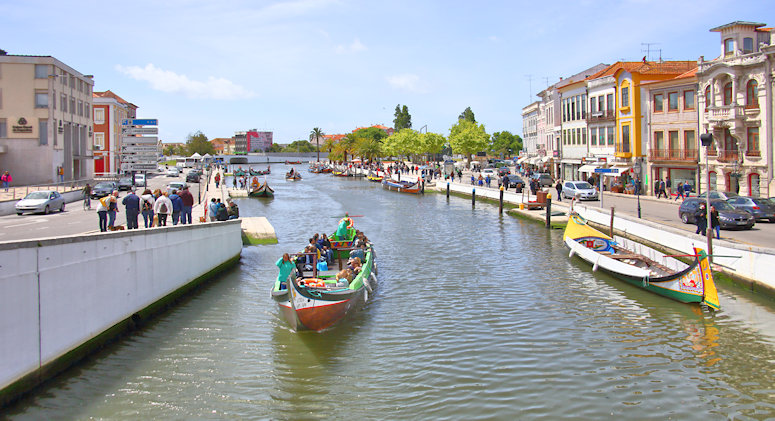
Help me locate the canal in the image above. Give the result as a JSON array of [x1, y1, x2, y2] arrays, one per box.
[[5, 168, 775, 419]]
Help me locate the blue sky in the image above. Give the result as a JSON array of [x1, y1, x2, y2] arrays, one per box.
[[2, 0, 774, 144]]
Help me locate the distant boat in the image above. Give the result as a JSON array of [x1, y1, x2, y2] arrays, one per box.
[[286, 171, 302, 180], [271, 218, 376, 331], [285, 160, 302, 165], [249, 167, 270, 175], [563, 213, 720, 309], [381, 178, 423, 194]]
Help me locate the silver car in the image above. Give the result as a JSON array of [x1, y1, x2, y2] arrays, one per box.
[[562, 181, 599, 200], [15, 190, 66, 215]]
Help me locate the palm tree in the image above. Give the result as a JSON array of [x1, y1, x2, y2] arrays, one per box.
[[310, 127, 324, 163]]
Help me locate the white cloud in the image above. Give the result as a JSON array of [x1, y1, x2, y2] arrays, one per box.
[[488, 35, 499, 42], [115, 63, 256, 100], [335, 38, 367, 54], [386, 73, 428, 94]]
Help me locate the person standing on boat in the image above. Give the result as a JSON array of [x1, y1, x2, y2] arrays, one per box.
[[275, 253, 295, 290], [695, 202, 707, 236]]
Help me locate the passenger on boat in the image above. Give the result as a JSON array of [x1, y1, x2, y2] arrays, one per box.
[[348, 257, 362, 274], [349, 243, 366, 261], [275, 253, 295, 290]]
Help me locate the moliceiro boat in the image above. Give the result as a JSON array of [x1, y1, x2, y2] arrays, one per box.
[[271, 216, 376, 331], [381, 178, 423, 194], [248, 177, 274, 197], [563, 214, 720, 309], [286, 171, 302, 181]]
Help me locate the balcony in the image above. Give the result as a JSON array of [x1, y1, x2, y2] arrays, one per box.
[[706, 105, 744, 123], [648, 148, 698, 162], [586, 110, 616, 123], [615, 142, 632, 158], [716, 149, 739, 162]]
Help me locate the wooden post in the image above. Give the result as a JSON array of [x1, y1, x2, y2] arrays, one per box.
[[546, 193, 552, 228], [609, 207, 615, 238], [499, 186, 504, 214], [472, 188, 476, 207], [446, 182, 450, 198]]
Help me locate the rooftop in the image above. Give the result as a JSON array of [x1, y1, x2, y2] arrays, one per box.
[[710, 21, 767, 32]]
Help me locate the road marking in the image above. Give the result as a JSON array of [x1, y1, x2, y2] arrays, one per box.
[[4, 219, 48, 228]]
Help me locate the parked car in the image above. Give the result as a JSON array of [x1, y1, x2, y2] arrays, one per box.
[[562, 181, 599, 200], [118, 177, 133, 191], [15, 190, 65, 215], [481, 168, 497, 177], [678, 198, 755, 230], [531, 173, 554, 187], [497, 167, 511, 176], [91, 181, 118, 199], [727, 196, 775, 222], [166, 167, 180, 177], [503, 175, 525, 189], [134, 173, 147, 187], [698, 191, 739, 201], [167, 181, 187, 193], [186, 171, 201, 183]]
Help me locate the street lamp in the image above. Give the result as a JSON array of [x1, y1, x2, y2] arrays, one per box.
[[634, 160, 642, 218], [700, 133, 714, 260]]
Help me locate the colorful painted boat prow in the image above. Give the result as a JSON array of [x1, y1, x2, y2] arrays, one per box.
[[564, 213, 719, 309]]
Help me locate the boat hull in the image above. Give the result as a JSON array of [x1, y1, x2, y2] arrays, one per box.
[[381, 179, 422, 194]]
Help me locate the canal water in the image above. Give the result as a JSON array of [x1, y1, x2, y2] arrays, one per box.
[[6, 168, 775, 419]]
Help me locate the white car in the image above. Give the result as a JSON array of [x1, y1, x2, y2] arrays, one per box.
[[134, 173, 146, 187], [166, 167, 180, 177], [481, 168, 497, 177], [562, 181, 599, 200], [15, 190, 66, 215], [166, 181, 187, 193]]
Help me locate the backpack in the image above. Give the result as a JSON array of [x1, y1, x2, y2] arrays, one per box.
[[142, 199, 152, 211], [159, 202, 168, 213]]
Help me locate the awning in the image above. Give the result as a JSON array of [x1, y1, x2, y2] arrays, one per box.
[[528, 157, 541, 165], [540, 156, 552, 163], [602, 166, 632, 177], [578, 164, 599, 173], [517, 157, 528, 164]]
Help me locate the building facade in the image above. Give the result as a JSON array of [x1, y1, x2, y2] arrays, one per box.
[[582, 74, 617, 181], [697, 21, 774, 197], [521, 101, 539, 155], [92, 90, 137, 175], [234, 131, 247, 154], [246, 130, 273, 152], [559, 81, 590, 181], [0, 54, 94, 184]]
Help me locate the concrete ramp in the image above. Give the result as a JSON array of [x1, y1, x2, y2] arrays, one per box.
[[241, 216, 277, 245]]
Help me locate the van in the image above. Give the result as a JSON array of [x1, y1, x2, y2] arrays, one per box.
[[532, 173, 553, 187]]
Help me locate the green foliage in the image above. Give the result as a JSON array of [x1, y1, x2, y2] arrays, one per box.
[[283, 140, 315, 153], [449, 119, 489, 159], [185, 131, 215, 155], [393, 104, 412, 130], [421, 132, 447, 155], [351, 127, 387, 160], [383, 128, 420, 158], [490, 131, 523, 157], [458, 107, 476, 123], [268, 143, 284, 152]]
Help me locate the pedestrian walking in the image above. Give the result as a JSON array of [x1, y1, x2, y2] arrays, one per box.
[[695, 203, 707, 236], [1, 171, 11, 192], [140, 189, 155, 228], [169, 189, 183, 225], [675, 181, 685, 201], [179, 186, 194, 224], [154, 192, 172, 226], [710, 205, 721, 239], [214, 172, 221, 188], [208, 198, 218, 222], [683, 180, 691, 197], [666, 177, 672, 198], [555, 179, 563, 202], [82, 183, 92, 209], [656, 179, 667, 199], [122, 189, 141, 229]]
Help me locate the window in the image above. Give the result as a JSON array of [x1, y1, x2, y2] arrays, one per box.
[[78, 100, 83, 117], [669, 131, 679, 151], [746, 80, 758, 108], [39, 119, 48, 145], [606, 93, 613, 112], [683, 90, 695, 110], [608, 126, 615, 145], [35, 92, 49, 108], [743, 37, 754, 54], [622, 125, 630, 152], [747, 127, 760, 155], [590, 96, 596, 114], [704, 85, 711, 110], [654, 131, 664, 150], [581, 94, 587, 119], [668, 92, 679, 111], [591, 128, 597, 145], [723, 82, 732, 105], [571, 98, 576, 121], [621, 86, 629, 108], [61, 93, 67, 112], [85, 104, 90, 118], [599, 96, 604, 113], [94, 132, 105, 150], [709, 172, 717, 189], [750, 173, 760, 197], [0, 119, 6, 138], [724, 38, 734, 57], [685, 130, 696, 151], [69, 75, 75, 88], [70, 97, 75, 115], [34, 64, 48, 79], [582, 128, 586, 144], [654, 93, 664, 112], [52, 90, 56, 109]]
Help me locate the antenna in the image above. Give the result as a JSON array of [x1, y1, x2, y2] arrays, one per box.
[[641, 42, 660, 61], [526, 75, 533, 100], [542, 77, 550, 88]]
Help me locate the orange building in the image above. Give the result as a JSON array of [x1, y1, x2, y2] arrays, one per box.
[[92, 90, 137, 174]]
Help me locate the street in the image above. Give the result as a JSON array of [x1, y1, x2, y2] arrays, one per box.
[[0, 171, 204, 242]]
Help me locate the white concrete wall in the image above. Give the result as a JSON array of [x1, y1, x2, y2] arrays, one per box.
[[0, 220, 242, 391]]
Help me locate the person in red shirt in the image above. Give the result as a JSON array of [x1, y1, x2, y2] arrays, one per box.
[[179, 186, 195, 224]]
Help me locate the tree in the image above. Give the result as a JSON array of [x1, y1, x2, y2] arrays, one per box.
[[284, 140, 315, 153], [490, 131, 523, 157], [383, 128, 420, 160], [310, 127, 324, 162], [268, 143, 284, 153], [421, 132, 447, 156], [393, 104, 412, 130], [458, 107, 476, 123], [448, 119, 489, 162], [331, 133, 357, 162], [186, 130, 214, 155], [352, 127, 387, 161]]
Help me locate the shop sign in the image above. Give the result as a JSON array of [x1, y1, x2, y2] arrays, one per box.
[[12, 117, 33, 134]]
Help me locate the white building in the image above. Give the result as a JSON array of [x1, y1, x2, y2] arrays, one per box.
[[0, 53, 94, 184], [521, 101, 539, 155], [581, 74, 618, 179], [697, 21, 775, 197]]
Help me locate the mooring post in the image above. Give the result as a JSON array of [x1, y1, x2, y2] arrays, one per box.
[[609, 207, 615, 238], [446, 182, 450, 198], [546, 193, 552, 228], [472, 188, 476, 207], [499, 186, 504, 214]]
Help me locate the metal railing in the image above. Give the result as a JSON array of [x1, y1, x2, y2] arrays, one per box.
[[0, 178, 97, 201], [716, 149, 739, 162], [648, 149, 698, 161]]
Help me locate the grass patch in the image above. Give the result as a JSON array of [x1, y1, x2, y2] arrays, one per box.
[[242, 232, 278, 245]]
